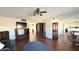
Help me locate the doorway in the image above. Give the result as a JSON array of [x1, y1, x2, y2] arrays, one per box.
[[52, 22, 58, 39], [36, 23, 46, 37]]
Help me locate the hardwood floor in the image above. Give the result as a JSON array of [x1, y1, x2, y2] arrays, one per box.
[[16, 36, 29, 51], [16, 33, 79, 51]]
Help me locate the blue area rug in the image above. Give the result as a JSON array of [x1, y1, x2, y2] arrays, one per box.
[[23, 41, 52, 51]]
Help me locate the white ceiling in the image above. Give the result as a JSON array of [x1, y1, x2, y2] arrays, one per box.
[[0, 7, 79, 20]]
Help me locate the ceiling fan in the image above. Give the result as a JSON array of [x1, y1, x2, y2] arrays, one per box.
[[33, 8, 47, 16]]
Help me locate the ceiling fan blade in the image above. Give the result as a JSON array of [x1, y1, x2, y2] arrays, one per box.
[[40, 11, 47, 13], [33, 8, 40, 16], [36, 8, 40, 14], [40, 13, 42, 16], [33, 8, 47, 16], [33, 13, 36, 16]]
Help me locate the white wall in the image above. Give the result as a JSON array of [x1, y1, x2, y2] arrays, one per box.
[[0, 16, 17, 40], [45, 21, 52, 39], [27, 22, 37, 41]]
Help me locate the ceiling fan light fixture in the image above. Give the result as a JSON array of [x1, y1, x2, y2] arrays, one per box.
[[33, 8, 47, 16]]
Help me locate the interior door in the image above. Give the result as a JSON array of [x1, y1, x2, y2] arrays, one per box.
[[52, 22, 58, 39], [36, 23, 45, 36]]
